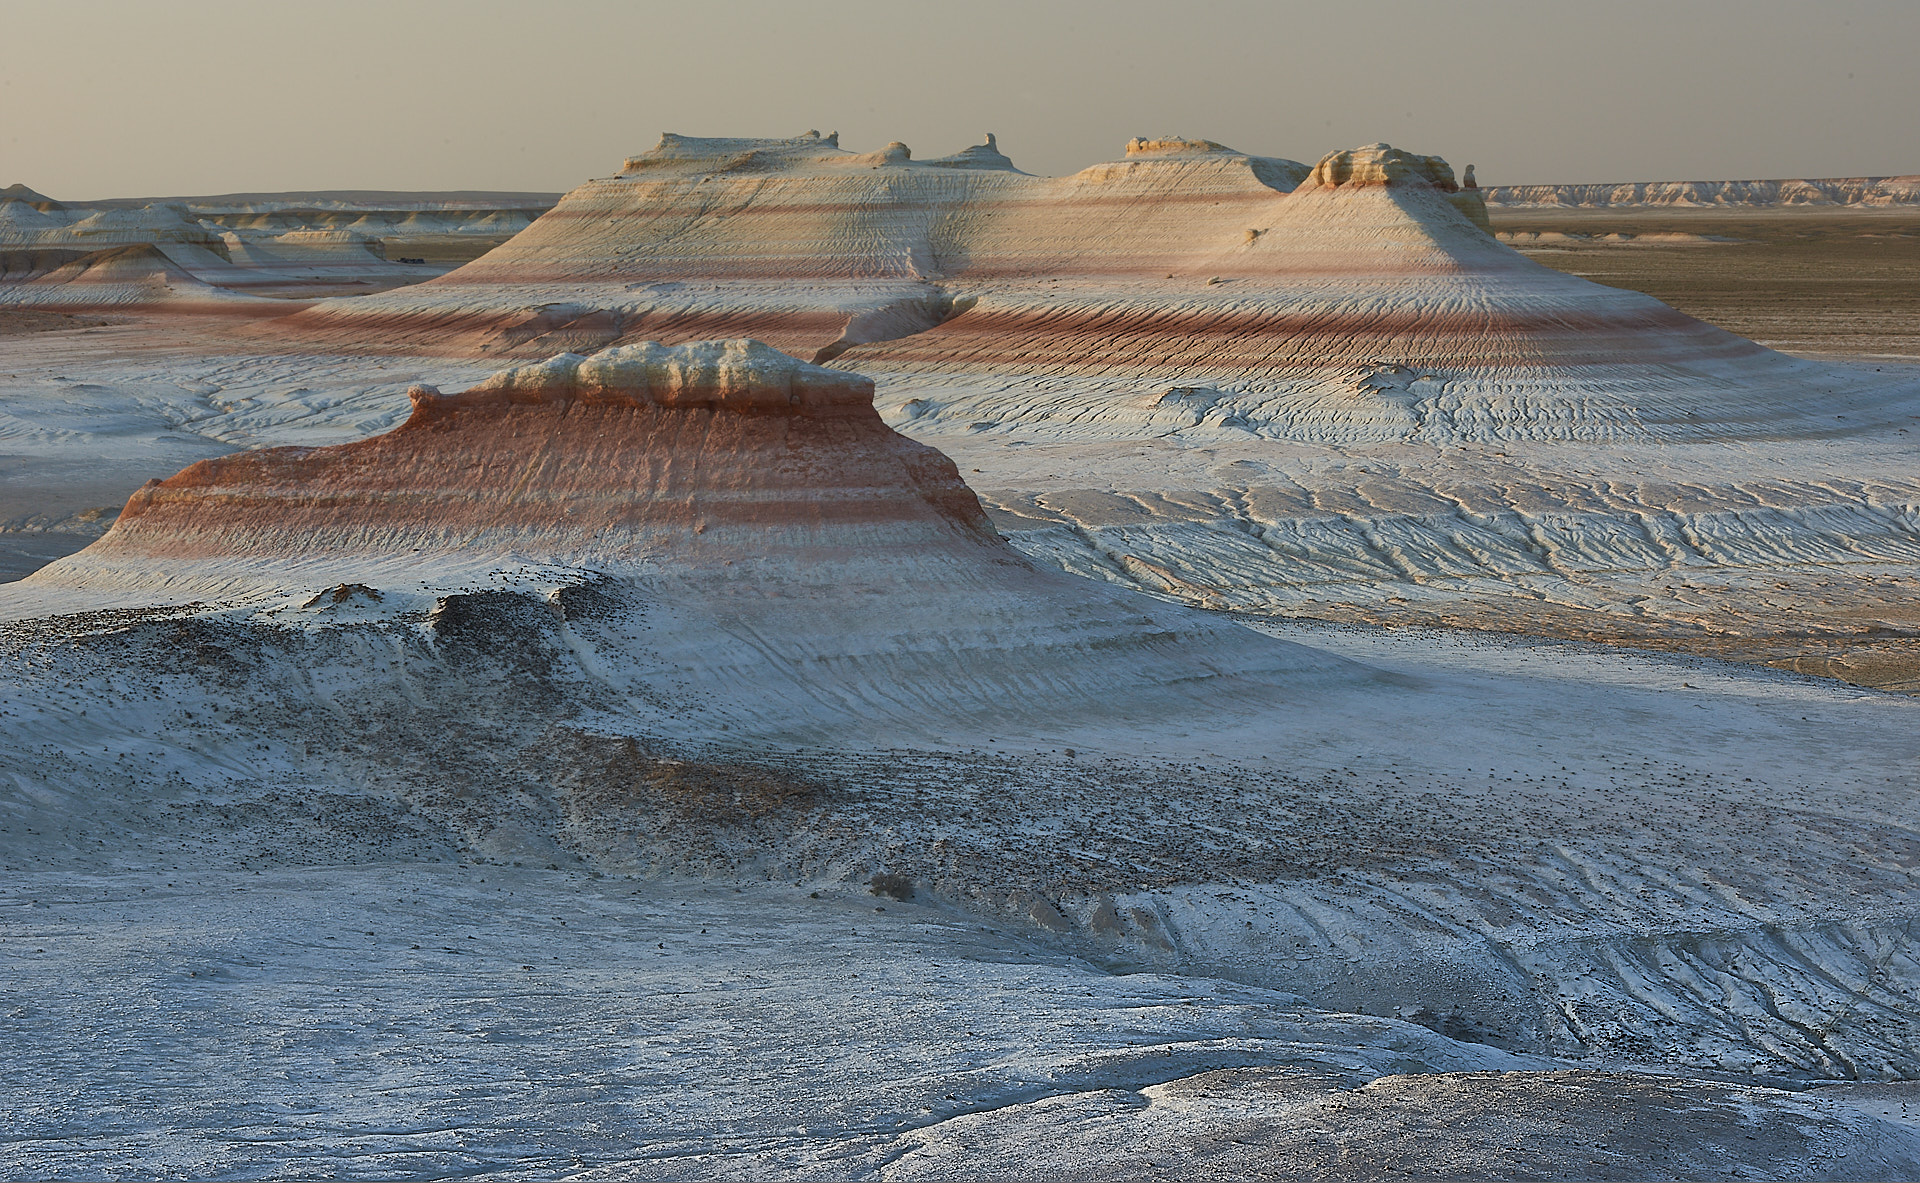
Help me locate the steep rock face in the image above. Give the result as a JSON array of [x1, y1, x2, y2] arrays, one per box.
[[1295, 144, 1491, 232], [1305, 142, 1459, 190]]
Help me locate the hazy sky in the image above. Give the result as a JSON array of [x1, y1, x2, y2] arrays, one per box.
[[8, 0, 1918, 199]]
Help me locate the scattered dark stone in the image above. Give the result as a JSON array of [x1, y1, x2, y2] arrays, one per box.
[[869, 873, 914, 901]]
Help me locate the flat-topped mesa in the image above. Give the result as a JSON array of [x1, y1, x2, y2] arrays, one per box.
[[1293, 142, 1493, 235], [612, 128, 1025, 177], [284, 133, 1792, 419], [1118, 137, 1312, 191], [1125, 136, 1238, 157], [284, 129, 1327, 336], [35, 337, 1347, 743], [1484, 175, 1920, 208], [73, 339, 996, 572]]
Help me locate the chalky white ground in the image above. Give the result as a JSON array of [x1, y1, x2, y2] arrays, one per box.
[[8, 553, 1920, 1176], [9, 320, 1920, 651], [6, 336, 1920, 1175], [7, 865, 1920, 1181], [5, 138, 1920, 1175]]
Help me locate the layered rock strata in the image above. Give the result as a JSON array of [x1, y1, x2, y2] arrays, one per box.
[[32, 339, 1350, 743], [102, 132, 1912, 681], [87, 339, 988, 563], [0, 243, 253, 309], [279, 135, 1887, 446]]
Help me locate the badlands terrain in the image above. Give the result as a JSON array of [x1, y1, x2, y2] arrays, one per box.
[[0, 183, 556, 300], [4, 135, 1920, 1179]]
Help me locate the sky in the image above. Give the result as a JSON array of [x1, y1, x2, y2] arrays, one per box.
[[6, 0, 1918, 200]]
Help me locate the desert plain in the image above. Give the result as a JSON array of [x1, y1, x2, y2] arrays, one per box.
[[3, 135, 1920, 1180]]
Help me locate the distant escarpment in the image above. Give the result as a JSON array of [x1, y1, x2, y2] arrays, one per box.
[[0, 184, 560, 303], [1483, 176, 1920, 208]]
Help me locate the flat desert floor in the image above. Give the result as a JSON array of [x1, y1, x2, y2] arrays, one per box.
[[1492, 207, 1920, 363], [1478, 207, 1920, 688]]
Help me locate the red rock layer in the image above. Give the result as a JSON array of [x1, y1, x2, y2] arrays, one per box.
[[90, 340, 995, 565], [263, 135, 1833, 434]]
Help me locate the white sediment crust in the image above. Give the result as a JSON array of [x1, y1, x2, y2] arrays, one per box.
[[6, 138, 1920, 1174]]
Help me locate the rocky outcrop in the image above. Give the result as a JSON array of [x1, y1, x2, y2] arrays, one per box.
[[1304, 142, 1459, 191], [924, 133, 1022, 172], [618, 130, 845, 175], [1295, 143, 1491, 232]]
